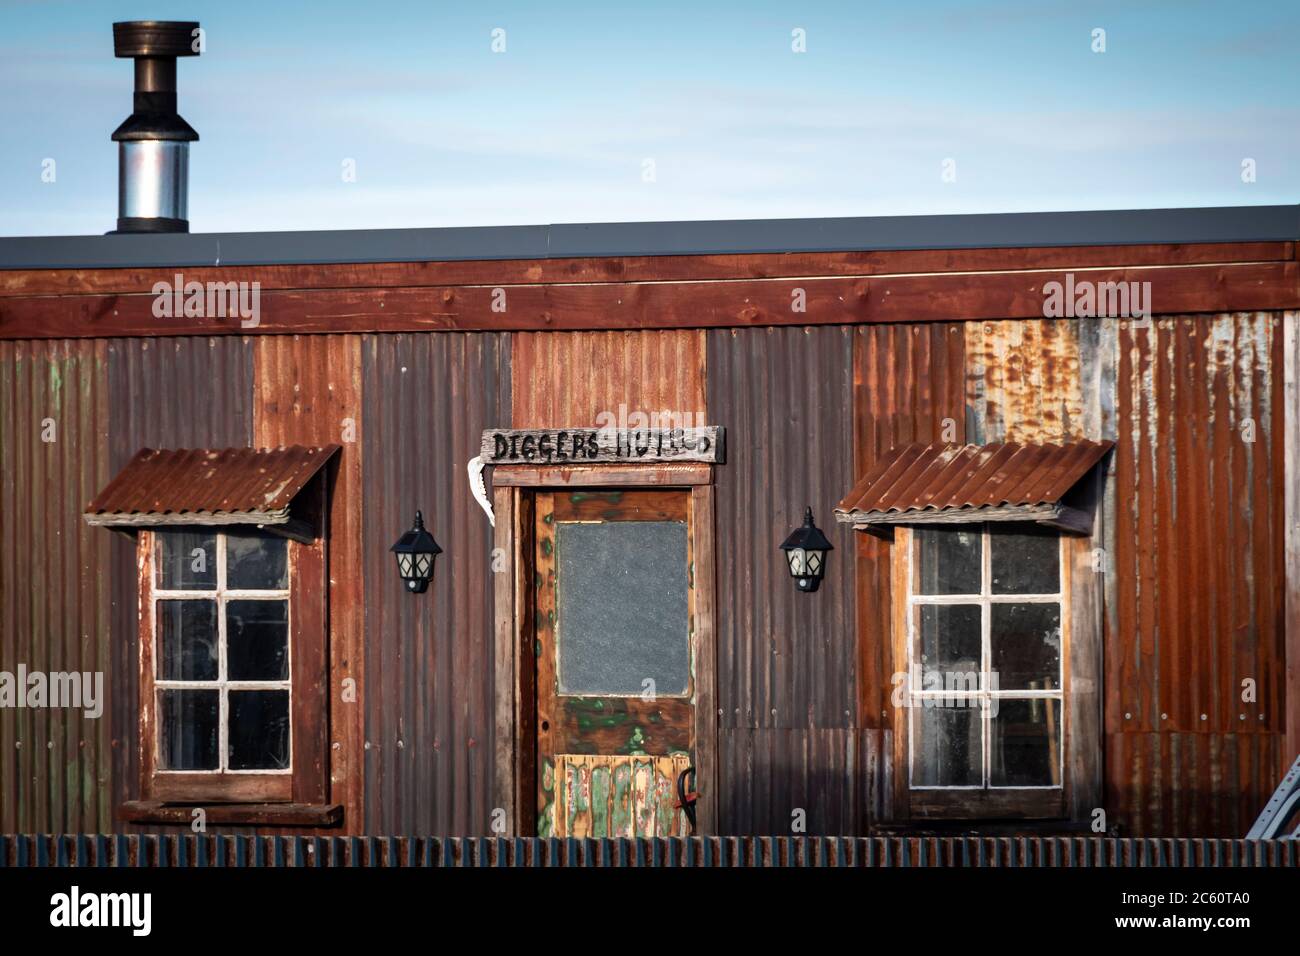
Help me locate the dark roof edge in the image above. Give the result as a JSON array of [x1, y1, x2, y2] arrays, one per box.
[[2, 204, 1296, 271]]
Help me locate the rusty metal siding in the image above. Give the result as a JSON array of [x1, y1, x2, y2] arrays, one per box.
[[853, 324, 967, 731], [717, 729, 890, 835], [0, 340, 112, 834], [708, 326, 857, 731], [3, 833, 1294, 867], [106, 336, 255, 830], [361, 332, 510, 835], [1107, 314, 1286, 835], [963, 314, 1287, 837], [511, 330, 705, 428]]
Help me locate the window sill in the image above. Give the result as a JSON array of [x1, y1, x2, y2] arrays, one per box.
[[119, 801, 343, 827]]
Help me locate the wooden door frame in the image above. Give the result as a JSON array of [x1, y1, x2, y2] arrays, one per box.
[[491, 463, 717, 836]]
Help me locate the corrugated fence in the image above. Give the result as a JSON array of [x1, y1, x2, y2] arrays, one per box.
[[0, 834, 1294, 867]]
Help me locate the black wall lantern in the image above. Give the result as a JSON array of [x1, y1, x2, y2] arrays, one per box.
[[780, 507, 833, 593], [391, 510, 442, 593]]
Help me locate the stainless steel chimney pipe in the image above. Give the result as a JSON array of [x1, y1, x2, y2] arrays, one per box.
[[111, 21, 201, 234]]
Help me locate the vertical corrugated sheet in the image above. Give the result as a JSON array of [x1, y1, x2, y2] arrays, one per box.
[[707, 326, 859, 833], [853, 323, 966, 730], [1107, 313, 1285, 835], [511, 330, 704, 427], [0, 340, 111, 833], [107, 336, 255, 829], [965, 314, 1285, 836], [252, 334, 364, 830], [361, 332, 509, 834]]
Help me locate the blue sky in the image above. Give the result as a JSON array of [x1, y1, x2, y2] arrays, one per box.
[[2, 0, 1297, 236]]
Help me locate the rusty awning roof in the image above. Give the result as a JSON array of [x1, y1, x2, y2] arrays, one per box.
[[84, 445, 340, 528], [835, 441, 1113, 532]]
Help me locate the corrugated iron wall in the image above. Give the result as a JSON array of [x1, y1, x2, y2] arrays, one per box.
[[1107, 313, 1286, 835], [707, 326, 860, 834], [963, 314, 1287, 836], [511, 330, 705, 428], [0, 340, 111, 833], [107, 337, 255, 830], [0, 310, 1292, 840], [361, 333, 510, 834], [853, 323, 966, 732]]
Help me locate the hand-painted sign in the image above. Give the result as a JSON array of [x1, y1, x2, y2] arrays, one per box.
[[480, 427, 724, 465]]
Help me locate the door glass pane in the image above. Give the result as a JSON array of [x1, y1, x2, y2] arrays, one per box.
[[914, 527, 980, 594], [990, 525, 1059, 593], [157, 599, 218, 681], [990, 698, 1060, 786], [226, 531, 288, 590], [990, 602, 1061, 690], [555, 521, 689, 696], [159, 688, 219, 770], [912, 705, 980, 786], [228, 690, 290, 769], [226, 600, 289, 681], [155, 530, 217, 590], [915, 604, 981, 691]]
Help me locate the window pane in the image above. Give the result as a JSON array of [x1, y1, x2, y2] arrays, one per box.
[[990, 525, 1059, 594], [157, 599, 217, 681], [227, 600, 289, 681], [914, 527, 981, 595], [556, 521, 689, 696], [912, 705, 981, 786], [228, 690, 290, 770], [159, 688, 219, 770], [990, 698, 1060, 786], [226, 531, 288, 590], [915, 604, 981, 691], [990, 603, 1061, 690], [155, 530, 217, 590]]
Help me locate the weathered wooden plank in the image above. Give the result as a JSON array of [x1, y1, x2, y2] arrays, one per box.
[[1285, 311, 1300, 761], [4, 262, 1295, 338], [491, 462, 712, 487], [3, 241, 1291, 297]]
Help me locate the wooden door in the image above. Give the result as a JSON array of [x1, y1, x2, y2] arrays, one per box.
[[534, 489, 696, 837]]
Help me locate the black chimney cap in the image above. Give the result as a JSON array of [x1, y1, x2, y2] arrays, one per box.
[[113, 21, 202, 58]]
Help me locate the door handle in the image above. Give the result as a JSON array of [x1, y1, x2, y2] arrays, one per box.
[[675, 765, 699, 835]]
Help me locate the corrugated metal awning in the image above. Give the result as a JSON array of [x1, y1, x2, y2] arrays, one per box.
[[834, 441, 1113, 532], [84, 445, 340, 528]]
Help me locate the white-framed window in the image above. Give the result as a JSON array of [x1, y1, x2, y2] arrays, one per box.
[[150, 528, 292, 775], [904, 523, 1064, 793]]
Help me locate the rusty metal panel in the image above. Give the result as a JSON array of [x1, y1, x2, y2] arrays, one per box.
[[963, 314, 1286, 836], [86, 444, 338, 521], [1106, 731, 1285, 838], [0, 340, 112, 834], [965, 319, 1090, 443], [511, 330, 704, 428], [853, 323, 967, 730], [252, 335, 365, 831], [1111, 314, 1284, 739], [836, 440, 1113, 519], [717, 728, 888, 836], [106, 335, 255, 831], [360, 332, 509, 835], [707, 326, 857, 736]]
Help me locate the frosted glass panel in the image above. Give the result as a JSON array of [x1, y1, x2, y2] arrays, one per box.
[[556, 521, 689, 696]]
